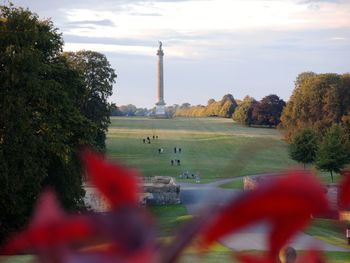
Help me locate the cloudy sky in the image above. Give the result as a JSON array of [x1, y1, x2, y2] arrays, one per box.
[[8, 0, 350, 107]]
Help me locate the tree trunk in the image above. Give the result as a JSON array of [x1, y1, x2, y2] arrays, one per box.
[[330, 171, 334, 183]]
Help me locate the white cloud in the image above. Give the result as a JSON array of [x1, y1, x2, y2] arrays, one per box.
[[329, 37, 348, 41], [62, 0, 350, 40], [63, 42, 188, 57]]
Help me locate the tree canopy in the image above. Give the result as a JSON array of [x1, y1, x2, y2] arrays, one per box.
[[175, 94, 237, 118], [289, 128, 319, 168], [232, 94, 285, 127], [315, 125, 349, 182], [232, 96, 256, 126], [280, 72, 350, 141], [251, 94, 286, 127], [64, 51, 117, 151], [0, 5, 114, 241]]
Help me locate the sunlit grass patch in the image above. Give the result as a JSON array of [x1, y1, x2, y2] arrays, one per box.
[[220, 178, 244, 189], [106, 117, 296, 179]]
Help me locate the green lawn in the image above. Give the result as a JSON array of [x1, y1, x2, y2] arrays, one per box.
[[220, 178, 244, 189], [106, 117, 296, 179], [304, 219, 349, 249], [148, 204, 191, 237]]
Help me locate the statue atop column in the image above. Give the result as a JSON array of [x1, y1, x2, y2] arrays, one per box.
[[157, 41, 164, 56]]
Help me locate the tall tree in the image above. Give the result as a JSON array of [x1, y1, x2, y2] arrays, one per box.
[[315, 125, 349, 182], [289, 129, 319, 169], [252, 94, 285, 127], [64, 51, 117, 151], [341, 114, 350, 161], [280, 73, 350, 141], [232, 96, 256, 126], [0, 4, 95, 241], [218, 94, 237, 118]]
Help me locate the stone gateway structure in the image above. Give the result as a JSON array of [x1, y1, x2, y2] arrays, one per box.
[[84, 176, 180, 211]]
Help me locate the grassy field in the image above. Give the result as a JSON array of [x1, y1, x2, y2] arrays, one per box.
[[220, 178, 244, 189], [106, 117, 296, 180], [148, 204, 191, 237], [0, 118, 347, 262], [304, 219, 349, 249]]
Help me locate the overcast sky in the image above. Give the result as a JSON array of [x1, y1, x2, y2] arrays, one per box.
[[7, 0, 350, 108]]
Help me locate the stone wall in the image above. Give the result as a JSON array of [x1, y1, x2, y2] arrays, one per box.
[[325, 184, 338, 211], [243, 175, 273, 190], [243, 176, 258, 190], [142, 176, 181, 205], [84, 176, 181, 211], [84, 185, 110, 212]]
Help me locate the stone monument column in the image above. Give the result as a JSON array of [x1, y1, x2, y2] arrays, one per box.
[[155, 41, 166, 116]]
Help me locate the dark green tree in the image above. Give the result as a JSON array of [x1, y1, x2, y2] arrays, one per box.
[[64, 51, 117, 151], [110, 103, 123, 116], [289, 128, 319, 169], [0, 5, 95, 241], [252, 94, 286, 127], [315, 125, 349, 182], [118, 104, 137, 116], [341, 114, 350, 162]]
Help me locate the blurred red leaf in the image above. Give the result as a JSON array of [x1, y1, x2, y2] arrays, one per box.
[[81, 150, 140, 209], [200, 170, 329, 261], [296, 250, 326, 263], [1, 191, 95, 255], [0, 153, 334, 263], [338, 170, 350, 209], [235, 254, 271, 263], [235, 249, 326, 263]]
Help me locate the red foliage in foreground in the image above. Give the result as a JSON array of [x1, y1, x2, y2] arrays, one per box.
[[200, 170, 329, 261], [339, 170, 350, 210], [1, 150, 349, 262]]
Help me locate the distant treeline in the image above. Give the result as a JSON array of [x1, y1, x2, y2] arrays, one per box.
[[111, 93, 286, 128], [110, 103, 178, 118], [175, 94, 237, 118], [111, 72, 350, 136], [111, 103, 150, 116], [175, 94, 286, 128]]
